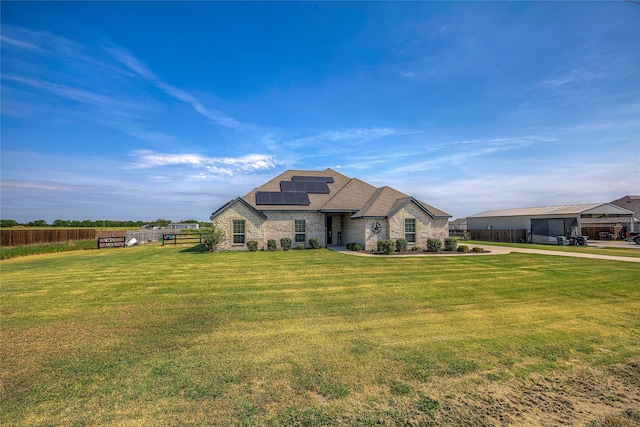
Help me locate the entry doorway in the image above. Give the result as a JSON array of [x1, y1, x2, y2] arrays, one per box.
[[327, 215, 333, 245]]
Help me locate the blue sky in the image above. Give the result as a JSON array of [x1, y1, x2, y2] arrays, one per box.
[[1, 1, 639, 223]]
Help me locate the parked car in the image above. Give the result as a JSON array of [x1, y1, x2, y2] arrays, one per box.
[[625, 232, 640, 244]]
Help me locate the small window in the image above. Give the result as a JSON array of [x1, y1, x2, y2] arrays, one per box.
[[233, 220, 245, 244], [294, 220, 306, 243], [405, 218, 416, 243]]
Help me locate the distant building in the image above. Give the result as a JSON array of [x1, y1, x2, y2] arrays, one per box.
[[449, 218, 467, 231], [609, 195, 640, 227], [167, 223, 199, 230], [467, 203, 634, 243]]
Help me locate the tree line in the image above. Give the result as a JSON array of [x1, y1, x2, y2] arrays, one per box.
[[0, 219, 212, 228]]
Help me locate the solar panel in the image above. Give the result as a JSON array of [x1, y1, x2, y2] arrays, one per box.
[[255, 192, 271, 204], [280, 180, 330, 193], [291, 176, 334, 183], [305, 181, 330, 193], [280, 181, 307, 192], [256, 191, 310, 205]]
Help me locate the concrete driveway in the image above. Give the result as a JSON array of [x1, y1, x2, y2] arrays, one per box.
[[329, 241, 640, 263]]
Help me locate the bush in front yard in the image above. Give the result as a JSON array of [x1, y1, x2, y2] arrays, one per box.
[[444, 238, 458, 252], [280, 238, 292, 251], [309, 237, 321, 249], [247, 240, 258, 252], [426, 238, 442, 253], [378, 240, 396, 255], [202, 226, 226, 252], [457, 245, 470, 253], [267, 239, 277, 251], [395, 238, 408, 252]]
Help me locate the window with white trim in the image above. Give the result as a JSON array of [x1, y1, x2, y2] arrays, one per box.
[[233, 219, 245, 244], [405, 218, 416, 243], [294, 220, 306, 243]]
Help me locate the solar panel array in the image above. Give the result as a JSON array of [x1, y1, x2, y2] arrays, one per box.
[[255, 176, 334, 205]]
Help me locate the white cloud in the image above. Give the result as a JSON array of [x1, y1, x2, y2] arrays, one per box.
[[127, 150, 279, 177]]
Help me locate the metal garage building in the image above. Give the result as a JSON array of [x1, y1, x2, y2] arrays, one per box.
[[467, 203, 635, 244]]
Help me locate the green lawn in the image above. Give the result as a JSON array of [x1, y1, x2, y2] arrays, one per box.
[[2, 246, 639, 426]]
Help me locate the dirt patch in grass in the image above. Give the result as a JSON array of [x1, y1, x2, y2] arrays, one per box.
[[437, 360, 640, 426]]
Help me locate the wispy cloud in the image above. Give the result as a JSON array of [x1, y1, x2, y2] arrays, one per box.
[[105, 45, 245, 129], [0, 35, 42, 52], [539, 68, 607, 90], [386, 135, 550, 174], [127, 150, 279, 177], [1, 25, 80, 56], [2, 74, 144, 114], [283, 127, 415, 149], [1, 179, 95, 193]]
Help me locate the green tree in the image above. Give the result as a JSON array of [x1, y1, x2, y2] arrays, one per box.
[[0, 219, 18, 228], [202, 225, 226, 252], [151, 218, 172, 228]]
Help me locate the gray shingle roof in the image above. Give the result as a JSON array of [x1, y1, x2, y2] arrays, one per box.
[[610, 195, 640, 217], [237, 168, 451, 218]]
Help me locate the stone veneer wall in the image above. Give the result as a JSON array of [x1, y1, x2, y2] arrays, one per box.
[[212, 201, 265, 251], [342, 217, 366, 248], [262, 212, 325, 249], [387, 203, 449, 248], [212, 200, 449, 251], [363, 218, 388, 251]]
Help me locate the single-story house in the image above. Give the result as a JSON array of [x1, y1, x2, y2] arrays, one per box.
[[608, 195, 640, 231], [449, 218, 467, 231], [467, 203, 635, 244], [210, 168, 451, 251]]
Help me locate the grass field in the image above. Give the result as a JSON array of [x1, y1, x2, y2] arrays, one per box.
[[2, 245, 639, 426]]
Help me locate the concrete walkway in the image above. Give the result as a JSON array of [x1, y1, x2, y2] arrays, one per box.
[[328, 243, 640, 263]]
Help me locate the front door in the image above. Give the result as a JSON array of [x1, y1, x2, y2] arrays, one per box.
[[327, 215, 333, 245]]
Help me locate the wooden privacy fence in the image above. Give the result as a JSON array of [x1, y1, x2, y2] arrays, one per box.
[[468, 229, 527, 243], [1, 229, 97, 247]]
